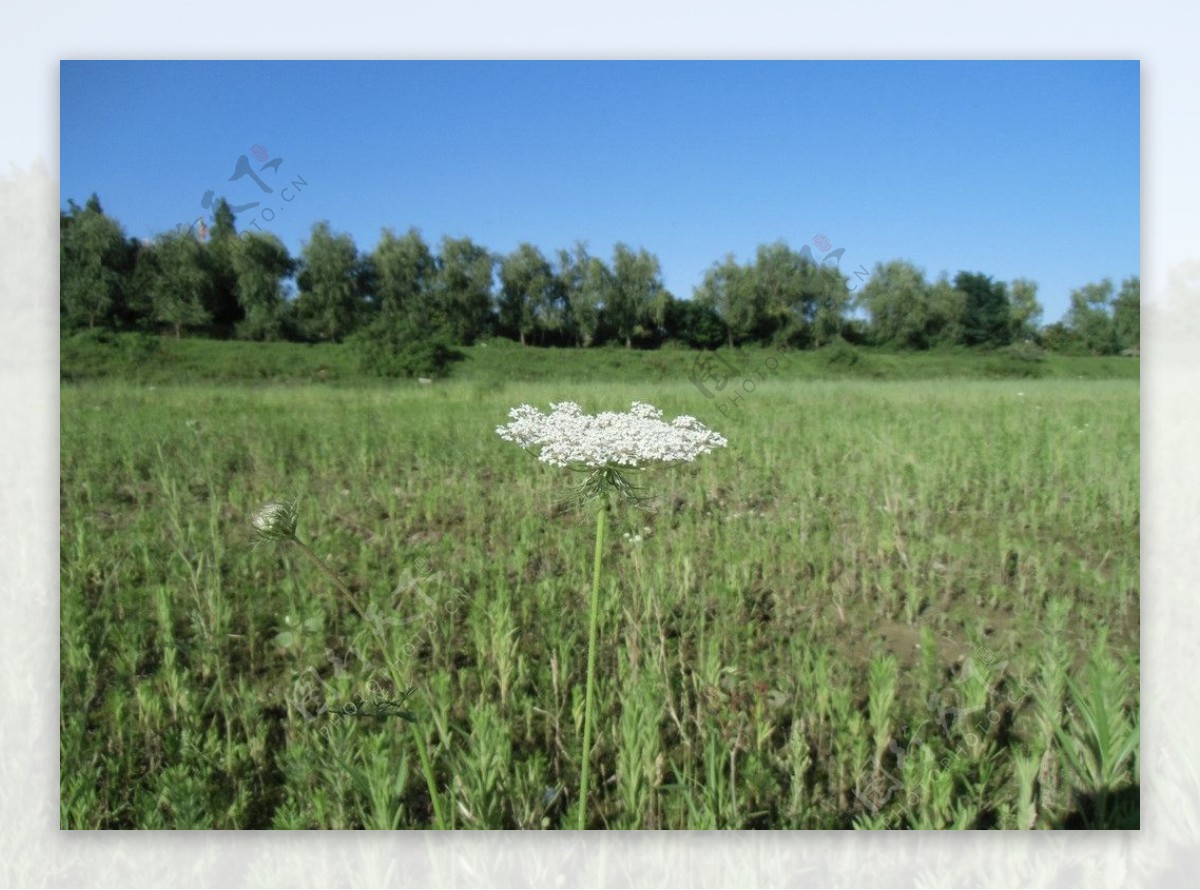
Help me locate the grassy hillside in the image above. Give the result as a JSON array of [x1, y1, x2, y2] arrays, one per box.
[[60, 331, 1140, 386]]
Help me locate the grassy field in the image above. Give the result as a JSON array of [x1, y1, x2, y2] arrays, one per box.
[[60, 358, 1140, 829]]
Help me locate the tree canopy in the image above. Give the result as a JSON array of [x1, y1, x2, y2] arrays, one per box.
[[294, 221, 364, 342], [62, 194, 1138, 357]]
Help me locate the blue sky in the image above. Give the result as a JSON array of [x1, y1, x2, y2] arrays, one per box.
[[60, 60, 1139, 323]]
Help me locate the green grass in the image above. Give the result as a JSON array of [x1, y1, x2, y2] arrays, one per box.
[[60, 331, 1141, 386], [60, 370, 1139, 829]]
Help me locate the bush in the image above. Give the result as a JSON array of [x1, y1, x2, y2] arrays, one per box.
[[61, 330, 162, 379], [682, 302, 728, 350], [1001, 341, 1047, 363], [823, 338, 861, 368], [820, 339, 884, 377], [348, 315, 462, 379], [662, 299, 728, 350], [982, 355, 1048, 378], [1040, 323, 1084, 355]]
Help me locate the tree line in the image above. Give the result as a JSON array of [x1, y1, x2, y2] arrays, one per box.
[[61, 195, 1140, 355]]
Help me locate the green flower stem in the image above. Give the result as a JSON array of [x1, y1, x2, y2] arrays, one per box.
[[289, 536, 370, 624], [410, 723, 445, 830], [289, 534, 447, 830], [578, 499, 607, 830]]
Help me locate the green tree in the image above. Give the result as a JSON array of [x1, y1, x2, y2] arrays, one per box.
[[138, 231, 213, 338], [1040, 321, 1078, 353], [857, 260, 932, 348], [59, 195, 135, 331], [926, 276, 966, 346], [294, 221, 364, 342], [350, 313, 461, 379], [749, 241, 813, 343], [809, 263, 852, 347], [957, 271, 1012, 347], [203, 198, 242, 335], [608, 243, 663, 349], [698, 242, 849, 347], [499, 243, 555, 345], [556, 244, 605, 347], [372, 227, 437, 321], [1009, 278, 1043, 342], [231, 231, 294, 341], [695, 254, 756, 347], [1111, 275, 1140, 352], [1067, 278, 1118, 354], [538, 267, 572, 344], [662, 296, 727, 349], [434, 236, 495, 345], [648, 288, 675, 339]]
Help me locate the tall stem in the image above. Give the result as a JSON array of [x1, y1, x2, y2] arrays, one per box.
[[578, 500, 607, 829], [290, 534, 447, 829], [291, 536, 370, 623]]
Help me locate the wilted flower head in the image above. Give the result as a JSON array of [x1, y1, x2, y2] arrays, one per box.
[[251, 500, 298, 541], [496, 400, 727, 469]]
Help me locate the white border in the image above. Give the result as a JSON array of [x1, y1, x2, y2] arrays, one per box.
[[4, 2, 1197, 886]]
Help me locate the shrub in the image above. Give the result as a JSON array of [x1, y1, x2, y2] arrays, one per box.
[[982, 355, 1048, 378], [348, 315, 462, 379], [1001, 341, 1047, 363], [823, 338, 861, 368], [681, 302, 728, 350], [61, 330, 162, 379]]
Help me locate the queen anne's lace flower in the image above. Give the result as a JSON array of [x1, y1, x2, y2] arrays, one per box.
[[496, 400, 727, 469]]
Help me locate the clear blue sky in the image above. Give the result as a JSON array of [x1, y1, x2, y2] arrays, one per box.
[[60, 60, 1139, 324]]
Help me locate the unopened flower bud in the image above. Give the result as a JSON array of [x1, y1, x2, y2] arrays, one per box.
[[251, 500, 298, 541]]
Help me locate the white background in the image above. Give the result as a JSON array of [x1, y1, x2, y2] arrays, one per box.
[[2, 2, 1196, 886]]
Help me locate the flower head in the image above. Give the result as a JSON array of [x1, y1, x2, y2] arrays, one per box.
[[495, 400, 727, 470], [251, 500, 298, 542]]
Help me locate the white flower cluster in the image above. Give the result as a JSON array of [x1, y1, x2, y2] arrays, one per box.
[[496, 400, 727, 468]]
